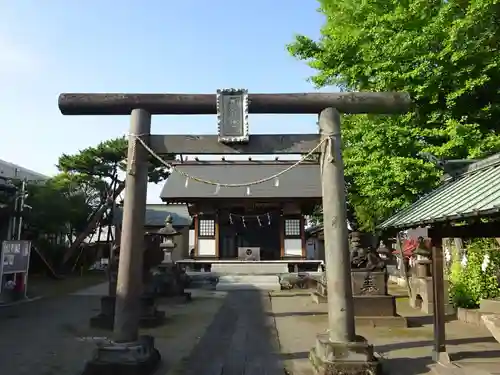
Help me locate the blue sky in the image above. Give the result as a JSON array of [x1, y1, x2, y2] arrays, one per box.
[[0, 1, 327, 202]]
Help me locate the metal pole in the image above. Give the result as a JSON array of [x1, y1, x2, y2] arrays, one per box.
[[11, 196, 18, 240], [431, 237, 448, 363], [318, 107, 355, 343], [17, 180, 26, 240], [24, 241, 32, 299], [113, 109, 151, 343]]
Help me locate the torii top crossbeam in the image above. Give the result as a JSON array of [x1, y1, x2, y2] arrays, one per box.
[[58, 92, 411, 116]]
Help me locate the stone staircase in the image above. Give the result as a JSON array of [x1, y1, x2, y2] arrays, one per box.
[[215, 275, 281, 291]]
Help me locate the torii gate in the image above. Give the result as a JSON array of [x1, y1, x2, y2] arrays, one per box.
[[58, 90, 410, 375]]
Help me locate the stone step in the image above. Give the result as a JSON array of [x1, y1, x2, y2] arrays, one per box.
[[215, 275, 281, 291], [211, 263, 288, 275], [480, 298, 500, 314], [218, 275, 280, 284], [481, 314, 500, 343]]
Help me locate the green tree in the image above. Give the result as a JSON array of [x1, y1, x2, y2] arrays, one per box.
[[57, 136, 173, 265], [288, 0, 500, 230], [23, 175, 93, 241], [58, 137, 171, 197]]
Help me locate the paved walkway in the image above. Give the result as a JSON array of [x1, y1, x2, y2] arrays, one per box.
[[0, 292, 100, 375], [271, 290, 500, 375], [0, 283, 283, 375], [180, 291, 284, 375], [3, 280, 499, 375]]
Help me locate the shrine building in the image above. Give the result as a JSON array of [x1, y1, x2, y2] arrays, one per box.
[[160, 160, 321, 262]]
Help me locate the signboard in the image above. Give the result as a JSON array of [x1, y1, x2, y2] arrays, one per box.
[[238, 247, 260, 261], [216, 88, 249, 144], [1, 240, 31, 274]]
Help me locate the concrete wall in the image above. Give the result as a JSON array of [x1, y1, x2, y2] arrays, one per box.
[[306, 237, 325, 261]]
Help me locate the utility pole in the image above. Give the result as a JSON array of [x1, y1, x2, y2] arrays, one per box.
[[17, 180, 27, 240]]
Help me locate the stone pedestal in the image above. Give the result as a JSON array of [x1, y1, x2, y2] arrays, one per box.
[[90, 296, 165, 330], [351, 271, 388, 295], [312, 271, 406, 326], [90, 296, 116, 329], [309, 334, 381, 375], [409, 276, 454, 315], [416, 259, 432, 278], [82, 335, 160, 375], [155, 264, 192, 300]]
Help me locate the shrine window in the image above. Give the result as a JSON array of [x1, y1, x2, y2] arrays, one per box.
[[198, 219, 215, 238], [285, 219, 301, 237]]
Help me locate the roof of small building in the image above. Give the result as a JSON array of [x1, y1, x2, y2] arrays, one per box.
[[114, 203, 191, 227], [0, 159, 49, 182], [160, 161, 321, 200], [378, 153, 500, 230]]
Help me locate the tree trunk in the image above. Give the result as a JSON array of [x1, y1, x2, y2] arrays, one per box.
[[61, 182, 125, 266]]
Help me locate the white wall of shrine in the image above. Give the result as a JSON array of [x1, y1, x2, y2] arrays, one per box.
[[197, 238, 216, 257], [284, 238, 303, 257]]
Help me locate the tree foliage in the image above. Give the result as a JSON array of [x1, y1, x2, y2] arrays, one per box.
[[58, 137, 171, 185], [288, 0, 500, 230], [23, 174, 93, 240], [56, 136, 173, 239], [449, 238, 500, 308]]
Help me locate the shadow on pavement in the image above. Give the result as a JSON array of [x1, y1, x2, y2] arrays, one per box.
[[178, 289, 285, 375], [376, 335, 499, 353], [406, 314, 457, 327], [381, 356, 434, 375]]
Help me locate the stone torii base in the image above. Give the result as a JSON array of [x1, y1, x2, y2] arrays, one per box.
[[310, 334, 380, 375], [82, 336, 160, 375]]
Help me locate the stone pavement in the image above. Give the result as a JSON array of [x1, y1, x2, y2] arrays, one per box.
[[2, 281, 500, 375], [0, 283, 284, 375], [271, 290, 500, 375], [0, 283, 228, 375], [0, 291, 100, 375], [179, 291, 284, 375]]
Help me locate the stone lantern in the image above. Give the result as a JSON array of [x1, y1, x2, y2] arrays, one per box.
[[414, 236, 432, 277], [376, 240, 392, 261], [156, 215, 181, 265], [152, 216, 191, 300]]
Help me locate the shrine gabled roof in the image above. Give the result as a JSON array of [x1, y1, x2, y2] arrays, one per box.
[[160, 162, 321, 200], [378, 153, 500, 230]]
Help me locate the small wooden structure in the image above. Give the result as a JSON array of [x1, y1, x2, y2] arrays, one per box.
[[379, 152, 500, 364]]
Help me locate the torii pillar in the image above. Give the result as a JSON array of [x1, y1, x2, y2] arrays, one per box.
[[58, 90, 410, 375]]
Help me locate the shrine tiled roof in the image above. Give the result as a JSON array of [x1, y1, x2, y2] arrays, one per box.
[[379, 153, 500, 230], [114, 203, 191, 227], [160, 161, 321, 200]]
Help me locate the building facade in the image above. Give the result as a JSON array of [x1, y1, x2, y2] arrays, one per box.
[[114, 203, 192, 262], [160, 161, 321, 261]]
